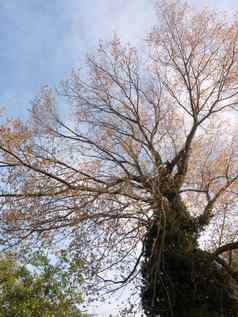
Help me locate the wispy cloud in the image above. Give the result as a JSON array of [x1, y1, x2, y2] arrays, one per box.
[[0, 0, 156, 117]]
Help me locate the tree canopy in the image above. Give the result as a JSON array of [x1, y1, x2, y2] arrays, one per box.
[[0, 1, 237, 316], [0, 253, 86, 317]]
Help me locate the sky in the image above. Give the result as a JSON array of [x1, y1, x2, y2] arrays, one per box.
[[1, 0, 238, 119], [0, 0, 156, 118], [1, 0, 238, 315]]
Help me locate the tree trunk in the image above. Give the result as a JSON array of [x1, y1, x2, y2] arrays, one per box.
[[141, 194, 238, 317]]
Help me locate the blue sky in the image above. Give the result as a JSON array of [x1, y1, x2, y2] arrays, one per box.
[[0, 0, 156, 118], [1, 0, 238, 118]]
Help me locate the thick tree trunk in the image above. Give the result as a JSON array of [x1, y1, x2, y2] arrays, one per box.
[[141, 194, 238, 317]]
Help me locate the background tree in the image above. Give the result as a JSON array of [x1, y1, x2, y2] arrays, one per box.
[[0, 252, 86, 317], [0, 1, 237, 316]]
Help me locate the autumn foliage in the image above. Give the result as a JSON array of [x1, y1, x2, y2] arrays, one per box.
[[0, 1, 238, 316]]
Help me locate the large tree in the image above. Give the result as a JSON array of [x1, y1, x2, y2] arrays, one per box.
[[0, 1, 238, 316]]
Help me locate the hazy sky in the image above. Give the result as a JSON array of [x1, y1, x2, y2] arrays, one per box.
[[1, 0, 238, 119], [0, 0, 155, 118]]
